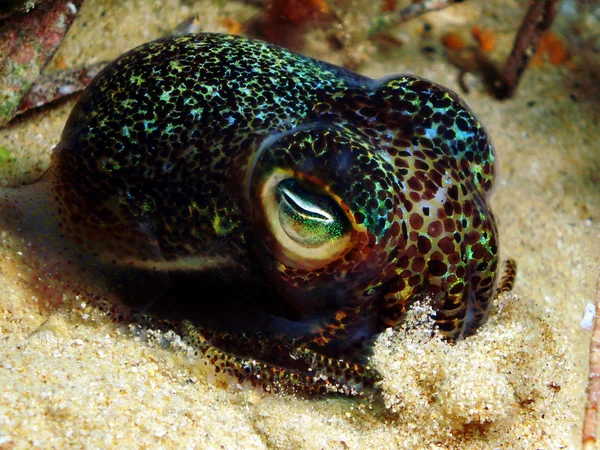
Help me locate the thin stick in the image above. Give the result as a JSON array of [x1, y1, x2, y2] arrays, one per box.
[[493, 0, 558, 99], [370, 0, 466, 35], [583, 270, 600, 449]]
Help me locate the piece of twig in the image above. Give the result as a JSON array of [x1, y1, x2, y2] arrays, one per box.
[[583, 270, 600, 449], [16, 62, 107, 117], [493, 0, 558, 99], [369, 0, 466, 35]]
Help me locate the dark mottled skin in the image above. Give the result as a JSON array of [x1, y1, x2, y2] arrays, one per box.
[[2, 33, 515, 396]]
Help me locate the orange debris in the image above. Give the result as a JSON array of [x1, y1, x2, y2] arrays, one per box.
[[246, 0, 334, 51], [531, 32, 549, 67], [544, 32, 569, 65], [532, 32, 570, 67], [471, 26, 496, 52], [441, 32, 466, 51], [219, 18, 242, 35], [531, 52, 544, 67], [275, 0, 329, 24], [382, 0, 397, 13], [53, 55, 69, 70]]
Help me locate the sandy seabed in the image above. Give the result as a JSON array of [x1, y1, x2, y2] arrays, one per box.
[[0, 0, 599, 448]]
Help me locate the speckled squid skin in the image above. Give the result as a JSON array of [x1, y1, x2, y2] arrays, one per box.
[[2, 33, 506, 396]]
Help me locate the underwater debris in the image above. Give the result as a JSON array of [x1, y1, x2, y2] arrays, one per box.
[[245, 0, 336, 51], [583, 272, 600, 449], [471, 25, 496, 52], [0, 0, 83, 127], [531, 31, 570, 66], [370, 0, 465, 35], [441, 32, 466, 51], [493, 0, 559, 99]]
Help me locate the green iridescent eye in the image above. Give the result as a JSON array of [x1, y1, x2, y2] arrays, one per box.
[[259, 173, 353, 270], [276, 179, 349, 247]]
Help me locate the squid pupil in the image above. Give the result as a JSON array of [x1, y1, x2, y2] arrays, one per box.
[[276, 178, 348, 246]]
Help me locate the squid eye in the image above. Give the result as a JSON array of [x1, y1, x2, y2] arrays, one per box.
[[277, 179, 349, 247], [260, 174, 352, 270]]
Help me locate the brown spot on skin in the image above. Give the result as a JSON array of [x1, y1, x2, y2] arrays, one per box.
[[417, 235, 432, 254], [442, 295, 461, 310], [427, 221, 442, 238], [464, 199, 473, 217], [409, 213, 424, 230], [414, 159, 429, 171], [431, 251, 443, 261], [408, 275, 421, 287], [393, 277, 406, 292], [444, 201, 453, 217], [412, 257, 425, 272], [409, 191, 421, 203], [467, 230, 480, 245], [472, 243, 487, 259], [405, 243, 419, 258], [453, 201, 462, 215], [345, 249, 363, 264], [448, 252, 460, 265], [407, 177, 423, 191], [429, 169, 442, 187], [480, 276, 493, 287], [438, 236, 455, 254], [450, 282, 465, 294], [428, 260, 448, 277]]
